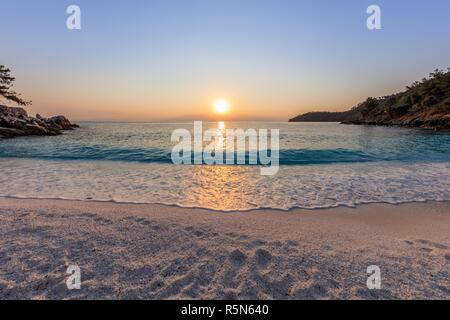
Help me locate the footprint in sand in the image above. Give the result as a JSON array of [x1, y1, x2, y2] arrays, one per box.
[[126, 216, 162, 229], [77, 212, 113, 225], [293, 283, 328, 299], [93, 216, 114, 225], [229, 250, 247, 268], [415, 239, 449, 250], [79, 212, 97, 219], [254, 249, 272, 269], [247, 239, 267, 249], [405, 239, 450, 260], [405, 239, 449, 250]]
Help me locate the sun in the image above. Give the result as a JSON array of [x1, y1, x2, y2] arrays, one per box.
[[213, 99, 230, 114]]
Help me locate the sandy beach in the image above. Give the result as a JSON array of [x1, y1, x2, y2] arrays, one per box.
[[0, 197, 448, 300]]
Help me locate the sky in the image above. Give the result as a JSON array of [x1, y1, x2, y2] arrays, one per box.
[[1, 0, 450, 121]]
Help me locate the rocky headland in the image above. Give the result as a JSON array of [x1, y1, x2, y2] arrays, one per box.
[[289, 110, 360, 123], [289, 69, 450, 130], [0, 105, 78, 139]]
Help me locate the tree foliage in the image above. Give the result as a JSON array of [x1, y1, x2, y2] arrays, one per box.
[[356, 68, 450, 117], [0, 65, 31, 106]]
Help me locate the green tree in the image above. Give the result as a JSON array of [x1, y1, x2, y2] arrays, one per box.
[[0, 65, 31, 106], [359, 97, 378, 117], [365, 97, 379, 110]]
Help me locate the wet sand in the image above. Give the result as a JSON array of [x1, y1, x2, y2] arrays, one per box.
[[0, 197, 448, 300]]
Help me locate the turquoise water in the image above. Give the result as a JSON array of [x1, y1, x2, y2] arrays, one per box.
[[0, 122, 449, 165], [0, 122, 449, 210]]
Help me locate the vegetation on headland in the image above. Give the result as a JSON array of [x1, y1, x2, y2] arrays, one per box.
[[290, 68, 450, 130], [0, 65, 78, 139]]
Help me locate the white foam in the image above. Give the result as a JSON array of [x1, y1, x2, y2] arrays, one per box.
[[1, 158, 449, 211]]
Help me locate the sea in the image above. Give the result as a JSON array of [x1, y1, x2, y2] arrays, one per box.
[[0, 121, 449, 211]]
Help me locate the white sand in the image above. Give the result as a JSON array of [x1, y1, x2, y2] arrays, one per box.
[[0, 197, 448, 300]]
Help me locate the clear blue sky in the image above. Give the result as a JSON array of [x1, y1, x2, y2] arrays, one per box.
[[2, 0, 450, 121]]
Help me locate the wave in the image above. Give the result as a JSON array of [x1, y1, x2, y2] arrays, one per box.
[[1, 159, 449, 211], [0, 145, 445, 165], [1, 194, 449, 213]]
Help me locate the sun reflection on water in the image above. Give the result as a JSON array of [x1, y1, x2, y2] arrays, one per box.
[[183, 164, 260, 211]]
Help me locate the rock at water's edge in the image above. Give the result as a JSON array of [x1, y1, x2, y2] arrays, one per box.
[[0, 105, 78, 139]]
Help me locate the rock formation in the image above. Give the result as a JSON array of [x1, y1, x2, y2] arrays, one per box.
[[0, 105, 78, 139]]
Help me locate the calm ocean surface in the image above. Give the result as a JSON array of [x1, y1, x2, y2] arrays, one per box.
[[1, 122, 449, 210]]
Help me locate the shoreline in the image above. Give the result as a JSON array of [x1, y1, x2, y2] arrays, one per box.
[[0, 197, 449, 299], [2, 157, 450, 212], [1, 195, 450, 213]]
